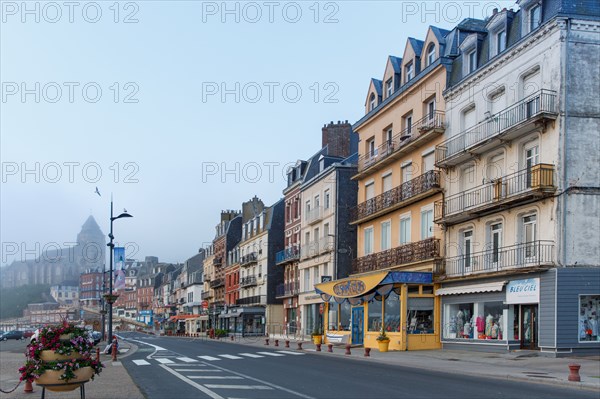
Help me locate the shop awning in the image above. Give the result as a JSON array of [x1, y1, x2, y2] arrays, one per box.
[[169, 314, 199, 322], [315, 272, 388, 298], [435, 281, 507, 296]]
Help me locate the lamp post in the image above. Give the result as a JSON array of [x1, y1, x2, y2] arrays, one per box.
[[105, 199, 132, 344]]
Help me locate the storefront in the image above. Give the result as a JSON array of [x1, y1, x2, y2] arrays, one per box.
[[218, 307, 266, 336], [315, 271, 440, 351], [300, 292, 324, 336]]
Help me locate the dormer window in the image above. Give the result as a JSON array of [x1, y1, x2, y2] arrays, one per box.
[[369, 93, 376, 111], [529, 4, 541, 31], [426, 43, 436, 66], [496, 30, 506, 54], [405, 62, 414, 82], [385, 78, 393, 98], [467, 50, 477, 73]]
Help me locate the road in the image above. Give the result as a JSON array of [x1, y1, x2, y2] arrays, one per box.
[[118, 332, 598, 399]]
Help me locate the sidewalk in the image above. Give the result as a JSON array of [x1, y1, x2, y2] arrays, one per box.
[[195, 333, 600, 391], [0, 342, 144, 399]]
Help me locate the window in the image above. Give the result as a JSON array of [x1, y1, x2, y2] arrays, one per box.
[[381, 221, 391, 251], [384, 291, 401, 332], [385, 127, 393, 147], [382, 174, 392, 193], [368, 299, 382, 331], [529, 4, 541, 32], [400, 215, 411, 245], [328, 303, 339, 330], [385, 78, 393, 98], [497, 30, 506, 54], [579, 295, 600, 342], [364, 227, 374, 255], [422, 152, 435, 173], [522, 214, 537, 258], [421, 208, 433, 239], [339, 302, 351, 331], [405, 62, 414, 82], [427, 99, 436, 121], [490, 223, 503, 264], [367, 138, 376, 158], [324, 189, 330, 209], [314, 195, 320, 210], [468, 50, 477, 73], [404, 113, 413, 136], [427, 43, 436, 66], [365, 182, 375, 200], [407, 297, 434, 334], [444, 303, 474, 338], [313, 267, 318, 290], [401, 163, 413, 184], [369, 93, 376, 111], [303, 269, 310, 292], [463, 230, 473, 269]]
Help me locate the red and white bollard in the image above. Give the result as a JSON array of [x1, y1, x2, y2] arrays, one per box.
[[297, 342, 303, 350], [316, 343, 321, 352], [364, 347, 371, 357], [327, 344, 333, 352], [345, 344, 351, 355], [265, 338, 270, 345], [274, 339, 279, 347], [285, 340, 290, 348], [568, 363, 581, 382]]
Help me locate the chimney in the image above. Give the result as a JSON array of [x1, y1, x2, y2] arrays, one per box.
[[322, 120, 356, 158]]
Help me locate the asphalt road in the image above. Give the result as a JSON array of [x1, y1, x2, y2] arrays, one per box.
[[118, 332, 598, 399]]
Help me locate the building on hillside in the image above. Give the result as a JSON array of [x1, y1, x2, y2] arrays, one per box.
[[50, 282, 80, 306], [79, 269, 105, 309]]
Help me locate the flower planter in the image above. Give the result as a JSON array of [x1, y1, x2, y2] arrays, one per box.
[[377, 339, 390, 352], [35, 366, 94, 392], [39, 350, 83, 362], [312, 336, 322, 345], [59, 334, 71, 341]]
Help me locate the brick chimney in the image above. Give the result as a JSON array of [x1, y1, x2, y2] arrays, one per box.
[[322, 120, 356, 158]]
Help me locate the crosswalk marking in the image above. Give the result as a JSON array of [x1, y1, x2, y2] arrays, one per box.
[[204, 385, 273, 390], [155, 358, 175, 364], [276, 350, 305, 356], [174, 369, 222, 372], [165, 363, 207, 367], [132, 359, 150, 366], [238, 353, 264, 358], [198, 355, 221, 361], [219, 354, 243, 360], [177, 357, 198, 363], [255, 352, 285, 357], [188, 376, 244, 380]]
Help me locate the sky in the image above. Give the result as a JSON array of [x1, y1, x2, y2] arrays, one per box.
[[0, 0, 515, 266]]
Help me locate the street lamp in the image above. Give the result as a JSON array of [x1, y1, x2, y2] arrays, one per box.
[[105, 198, 132, 344]]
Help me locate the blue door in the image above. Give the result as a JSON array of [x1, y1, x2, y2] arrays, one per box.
[[351, 307, 364, 345]]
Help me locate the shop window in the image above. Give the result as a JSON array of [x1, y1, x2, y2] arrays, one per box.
[[444, 303, 474, 339], [421, 285, 433, 294], [384, 292, 401, 332], [407, 297, 434, 334], [483, 302, 504, 340], [339, 302, 351, 331], [579, 295, 600, 342], [368, 300, 383, 332], [328, 303, 339, 330]]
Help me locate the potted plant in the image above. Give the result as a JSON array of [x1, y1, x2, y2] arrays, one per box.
[[376, 329, 390, 352], [311, 327, 323, 345], [19, 321, 104, 392]]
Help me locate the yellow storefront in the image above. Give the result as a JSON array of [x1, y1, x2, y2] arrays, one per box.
[[315, 271, 440, 351]]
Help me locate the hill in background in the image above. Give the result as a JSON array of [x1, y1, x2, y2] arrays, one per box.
[[0, 284, 52, 320]]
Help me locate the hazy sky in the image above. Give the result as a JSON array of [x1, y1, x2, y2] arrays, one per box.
[[1, 0, 514, 265]]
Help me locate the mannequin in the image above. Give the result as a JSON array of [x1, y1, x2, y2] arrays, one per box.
[[579, 315, 588, 340], [456, 310, 465, 338], [498, 315, 504, 339], [463, 321, 471, 338], [485, 313, 494, 337], [476, 315, 484, 334], [491, 322, 499, 339], [589, 316, 598, 339]]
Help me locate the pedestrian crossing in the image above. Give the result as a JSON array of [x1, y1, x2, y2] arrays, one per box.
[[132, 350, 305, 367]]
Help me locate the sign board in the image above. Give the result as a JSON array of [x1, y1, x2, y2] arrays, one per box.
[[201, 300, 209, 309], [321, 276, 332, 283], [506, 278, 540, 304]]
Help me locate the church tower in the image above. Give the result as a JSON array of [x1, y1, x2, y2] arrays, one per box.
[[74, 216, 106, 276]]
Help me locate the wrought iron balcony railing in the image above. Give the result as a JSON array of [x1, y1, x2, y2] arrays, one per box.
[[352, 237, 440, 274], [435, 90, 557, 167], [276, 281, 300, 298], [210, 278, 224, 288], [351, 170, 441, 224], [276, 245, 300, 265], [240, 252, 258, 266], [357, 111, 445, 173], [201, 291, 213, 300], [300, 236, 334, 260], [213, 257, 223, 266], [434, 164, 555, 225], [240, 275, 257, 287], [441, 240, 554, 278], [236, 295, 266, 306]]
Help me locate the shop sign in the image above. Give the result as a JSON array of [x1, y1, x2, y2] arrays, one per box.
[[321, 276, 332, 283], [506, 278, 540, 304], [333, 280, 366, 297]]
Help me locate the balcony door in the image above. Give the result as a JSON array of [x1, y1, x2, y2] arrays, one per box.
[[489, 223, 503, 270], [462, 230, 473, 273], [524, 143, 539, 188], [522, 214, 537, 264]]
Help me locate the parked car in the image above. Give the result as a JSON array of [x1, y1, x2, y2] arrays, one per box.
[[22, 330, 35, 338], [0, 330, 24, 340], [91, 331, 102, 345]]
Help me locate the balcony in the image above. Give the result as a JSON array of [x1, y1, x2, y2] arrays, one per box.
[[350, 170, 441, 224], [240, 252, 258, 267], [305, 206, 323, 225], [300, 236, 334, 260], [275, 282, 300, 298], [210, 278, 224, 288], [434, 164, 555, 226], [213, 257, 223, 267], [240, 275, 257, 287], [435, 90, 557, 168], [352, 238, 440, 274], [276, 245, 300, 265], [440, 241, 555, 278], [201, 291, 213, 300], [236, 295, 267, 306], [356, 111, 445, 177]]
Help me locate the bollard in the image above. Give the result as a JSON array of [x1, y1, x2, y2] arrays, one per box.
[[568, 363, 581, 382], [316, 343, 321, 352], [96, 348, 100, 360], [111, 342, 118, 361], [230, 335, 234, 341], [297, 342, 303, 350], [345, 344, 351, 355], [274, 339, 279, 347], [327, 344, 333, 353], [24, 379, 33, 393], [265, 338, 270, 345], [364, 347, 371, 357], [285, 340, 290, 348]]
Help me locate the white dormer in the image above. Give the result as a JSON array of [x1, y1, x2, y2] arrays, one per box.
[[460, 33, 479, 77], [518, 0, 542, 35], [486, 9, 512, 57]]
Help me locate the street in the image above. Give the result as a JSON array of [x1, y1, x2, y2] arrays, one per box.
[[118, 333, 599, 399]]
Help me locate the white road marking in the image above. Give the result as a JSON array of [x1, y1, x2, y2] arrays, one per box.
[[132, 359, 150, 366], [159, 364, 225, 399], [177, 357, 198, 363], [198, 356, 221, 361], [174, 369, 222, 372], [255, 352, 285, 357], [204, 385, 273, 390], [276, 351, 305, 356], [122, 338, 167, 352], [219, 354, 243, 360], [238, 353, 264, 358], [188, 376, 244, 380], [165, 364, 207, 367], [155, 358, 175, 364]]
